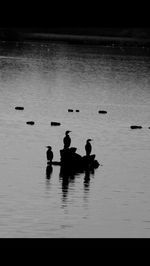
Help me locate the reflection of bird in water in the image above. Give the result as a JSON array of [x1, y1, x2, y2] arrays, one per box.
[[63, 130, 71, 149], [59, 168, 70, 206], [46, 146, 53, 162], [85, 139, 93, 155], [84, 168, 95, 192], [59, 165, 77, 207], [84, 169, 91, 190], [46, 164, 53, 180]]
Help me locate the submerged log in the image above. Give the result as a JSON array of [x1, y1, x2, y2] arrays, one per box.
[[26, 121, 35, 125], [15, 106, 24, 110], [130, 125, 142, 129], [51, 122, 61, 126], [98, 110, 107, 114]]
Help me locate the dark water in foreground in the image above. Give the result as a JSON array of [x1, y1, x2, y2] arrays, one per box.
[[0, 41, 150, 237]]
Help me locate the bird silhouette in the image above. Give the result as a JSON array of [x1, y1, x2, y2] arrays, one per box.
[[46, 146, 53, 162], [85, 139, 93, 156], [63, 131, 71, 149]]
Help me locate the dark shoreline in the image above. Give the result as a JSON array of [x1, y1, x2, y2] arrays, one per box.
[[0, 28, 150, 47], [21, 33, 150, 47]]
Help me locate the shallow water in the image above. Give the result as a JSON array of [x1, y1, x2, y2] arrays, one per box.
[[0, 41, 150, 237]]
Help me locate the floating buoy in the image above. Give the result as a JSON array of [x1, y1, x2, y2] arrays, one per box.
[[98, 110, 107, 114], [76, 110, 80, 112], [130, 125, 142, 129], [26, 121, 35, 125], [68, 109, 73, 112], [51, 122, 61, 126], [15, 106, 24, 110]]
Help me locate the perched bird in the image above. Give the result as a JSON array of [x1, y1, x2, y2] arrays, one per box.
[[63, 130, 71, 149], [85, 139, 93, 156], [46, 146, 53, 162]]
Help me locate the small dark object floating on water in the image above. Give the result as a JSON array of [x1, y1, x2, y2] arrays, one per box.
[[98, 110, 107, 114], [68, 109, 80, 112], [26, 121, 35, 125], [51, 122, 61, 126], [130, 125, 142, 129], [15, 106, 24, 110]]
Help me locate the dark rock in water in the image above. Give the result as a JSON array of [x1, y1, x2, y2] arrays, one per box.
[[76, 110, 80, 112], [82, 154, 96, 163], [26, 121, 35, 125], [82, 155, 97, 169], [130, 125, 142, 129], [98, 110, 107, 114], [15, 106, 24, 110], [69, 147, 77, 153], [51, 122, 61, 126], [68, 109, 73, 112], [60, 148, 82, 169], [60, 148, 99, 171], [60, 147, 79, 162], [93, 160, 100, 169]]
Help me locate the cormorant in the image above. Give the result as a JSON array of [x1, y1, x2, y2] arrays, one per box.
[[63, 130, 71, 149], [85, 139, 93, 156], [46, 146, 53, 162]]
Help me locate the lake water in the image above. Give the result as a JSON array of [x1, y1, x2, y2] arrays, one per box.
[[0, 40, 150, 237]]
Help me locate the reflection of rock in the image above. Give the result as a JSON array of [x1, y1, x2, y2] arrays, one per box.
[[84, 171, 90, 190]]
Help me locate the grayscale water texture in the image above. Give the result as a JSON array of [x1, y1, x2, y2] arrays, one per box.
[[0, 41, 150, 237]]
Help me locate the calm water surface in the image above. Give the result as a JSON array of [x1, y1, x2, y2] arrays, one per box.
[[0, 41, 150, 237]]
